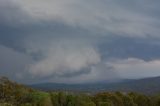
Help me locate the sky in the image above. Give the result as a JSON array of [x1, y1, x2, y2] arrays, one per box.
[[1, 0, 160, 84]]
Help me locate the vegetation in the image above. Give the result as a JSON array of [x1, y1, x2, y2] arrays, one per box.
[[1, 77, 160, 106]]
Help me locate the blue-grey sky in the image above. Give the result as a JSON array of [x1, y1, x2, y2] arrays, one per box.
[[1, 0, 160, 84]]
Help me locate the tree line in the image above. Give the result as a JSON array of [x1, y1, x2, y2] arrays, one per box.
[[0, 77, 160, 106]]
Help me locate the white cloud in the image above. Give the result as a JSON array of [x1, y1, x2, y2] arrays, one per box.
[[41, 63, 118, 84], [107, 58, 160, 79], [28, 40, 101, 77]]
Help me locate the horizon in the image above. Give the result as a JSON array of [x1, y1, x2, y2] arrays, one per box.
[[1, 0, 160, 84]]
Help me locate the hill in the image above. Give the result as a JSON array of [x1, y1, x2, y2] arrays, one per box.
[[0, 76, 52, 106], [30, 76, 160, 94], [1, 76, 160, 106]]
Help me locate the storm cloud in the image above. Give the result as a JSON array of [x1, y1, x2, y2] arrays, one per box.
[[0, 0, 160, 83]]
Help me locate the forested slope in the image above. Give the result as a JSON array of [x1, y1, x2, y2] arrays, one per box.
[[0, 77, 160, 106]]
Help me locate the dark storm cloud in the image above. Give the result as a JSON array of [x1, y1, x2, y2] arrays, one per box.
[[1, 0, 160, 83], [0, 45, 33, 82], [98, 36, 160, 61]]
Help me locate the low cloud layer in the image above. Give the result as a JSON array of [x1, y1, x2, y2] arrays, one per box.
[[0, 0, 160, 83], [107, 58, 160, 79]]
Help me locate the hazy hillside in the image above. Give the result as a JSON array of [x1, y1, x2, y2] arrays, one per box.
[[30, 76, 160, 94]]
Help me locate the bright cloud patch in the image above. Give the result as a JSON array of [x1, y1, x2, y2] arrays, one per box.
[[107, 58, 160, 79], [28, 41, 101, 77]]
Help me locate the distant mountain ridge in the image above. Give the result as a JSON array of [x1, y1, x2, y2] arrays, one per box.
[[29, 76, 160, 94]]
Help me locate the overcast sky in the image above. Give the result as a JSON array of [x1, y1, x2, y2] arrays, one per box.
[[1, 0, 160, 84]]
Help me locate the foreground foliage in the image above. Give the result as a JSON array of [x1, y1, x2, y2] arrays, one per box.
[[0, 77, 160, 106]]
